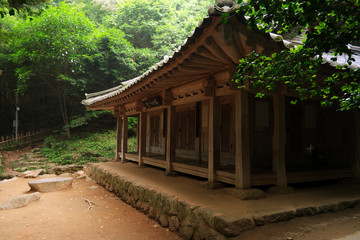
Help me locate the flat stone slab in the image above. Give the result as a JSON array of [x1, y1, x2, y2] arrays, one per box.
[[0, 192, 41, 210], [28, 177, 73, 192], [21, 169, 44, 178]]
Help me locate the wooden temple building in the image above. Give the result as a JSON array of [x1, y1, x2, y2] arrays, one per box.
[[82, 0, 360, 190]]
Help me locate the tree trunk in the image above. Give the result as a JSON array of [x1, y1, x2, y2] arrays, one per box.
[[57, 85, 71, 138]]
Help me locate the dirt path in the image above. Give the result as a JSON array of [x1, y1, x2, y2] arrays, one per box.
[[0, 176, 181, 240]]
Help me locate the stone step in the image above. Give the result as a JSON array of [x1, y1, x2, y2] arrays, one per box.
[[24, 169, 44, 178]]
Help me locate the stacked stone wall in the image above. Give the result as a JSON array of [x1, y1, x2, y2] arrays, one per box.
[[85, 164, 231, 240], [85, 163, 360, 240]]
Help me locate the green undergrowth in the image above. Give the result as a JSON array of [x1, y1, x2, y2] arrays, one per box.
[[40, 130, 138, 166], [41, 130, 117, 165]]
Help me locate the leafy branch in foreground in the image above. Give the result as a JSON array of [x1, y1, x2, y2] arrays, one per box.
[[233, 0, 360, 110]]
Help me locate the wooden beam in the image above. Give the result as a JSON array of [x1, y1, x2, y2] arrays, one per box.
[[166, 106, 176, 175], [234, 90, 251, 189], [162, 89, 172, 106], [189, 54, 226, 66], [144, 105, 168, 113], [176, 64, 218, 74], [171, 79, 204, 98], [202, 78, 216, 97], [272, 94, 288, 187], [232, 23, 257, 56], [115, 115, 122, 161], [196, 46, 225, 63], [208, 96, 220, 184], [183, 59, 224, 69], [172, 93, 207, 106], [146, 113, 151, 154], [138, 111, 147, 166], [121, 115, 128, 163], [205, 37, 235, 65]]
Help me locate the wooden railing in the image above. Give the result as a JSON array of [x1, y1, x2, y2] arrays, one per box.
[[0, 129, 54, 150]]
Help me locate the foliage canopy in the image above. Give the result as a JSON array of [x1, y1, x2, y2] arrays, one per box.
[[234, 0, 360, 110]]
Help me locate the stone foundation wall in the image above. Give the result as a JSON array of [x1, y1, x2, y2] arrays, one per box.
[[85, 163, 231, 240], [85, 163, 360, 240]]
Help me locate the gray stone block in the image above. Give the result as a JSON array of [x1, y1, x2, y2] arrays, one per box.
[[214, 215, 255, 237], [28, 177, 73, 192], [0, 192, 41, 210]]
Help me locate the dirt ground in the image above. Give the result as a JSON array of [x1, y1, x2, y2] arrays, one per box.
[[0, 148, 181, 240], [0, 175, 182, 240], [1, 147, 360, 240]]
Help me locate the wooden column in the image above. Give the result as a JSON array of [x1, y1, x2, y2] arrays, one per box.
[[272, 94, 287, 187], [115, 113, 122, 161], [354, 112, 360, 179], [235, 90, 251, 189], [166, 106, 176, 174], [121, 114, 128, 163], [146, 114, 151, 154], [138, 112, 147, 166], [208, 96, 220, 184]]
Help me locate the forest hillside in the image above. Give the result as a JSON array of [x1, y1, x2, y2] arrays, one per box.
[[0, 0, 214, 136]]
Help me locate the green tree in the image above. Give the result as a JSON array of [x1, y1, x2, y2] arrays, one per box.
[[0, 0, 50, 18], [9, 3, 96, 137], [233, 0, 360, 110], [108, 0, 213, 59], [84, 28, 138, 91]]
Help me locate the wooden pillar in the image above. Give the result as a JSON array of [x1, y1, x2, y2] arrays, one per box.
[[146, 114, 151, 154], [208, 96, 220, 184], [272, 94, 287, 187], [354, 112, 360, 179], [235, 90, 251, 189], [115, 114, 122, 161], [166, 106, 176, 174], [121, 114, 128, 163], [138, 112, 147, 166]]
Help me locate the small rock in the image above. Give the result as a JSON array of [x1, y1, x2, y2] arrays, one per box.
[[159, 214, 169, 227], [0, 177, 17, 183], [169, 216, 180, 231], [24, 169, 44, 178], [74, 170, 85, 177], [77, 175, 87, 180], [28, 177, 73, 192], [18, 171, 32, 177], [90, 186, 98, 190], [0, 192, 41, 210], [59, 173, 72, 178]]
